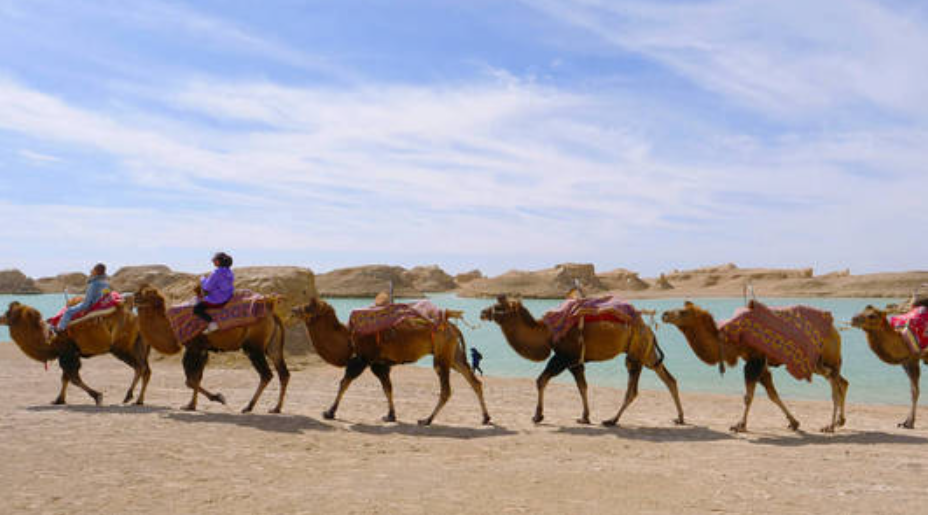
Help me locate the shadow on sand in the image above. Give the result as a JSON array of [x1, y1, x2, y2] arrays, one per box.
[[163, 410, 336, 434], [556, 423, 733, 442], [27, 403, 172, 415], [748, 429, 928, 447], [348, 420, 517, 439]]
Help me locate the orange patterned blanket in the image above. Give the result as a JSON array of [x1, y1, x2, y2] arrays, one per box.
[[348, 300, 448, 337], [167, 290, 271, 346], [541, 296, 639, 342], [719, 301, 834, 381]]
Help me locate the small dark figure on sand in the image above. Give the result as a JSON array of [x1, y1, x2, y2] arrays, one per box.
[[470, 347, 484, 375]]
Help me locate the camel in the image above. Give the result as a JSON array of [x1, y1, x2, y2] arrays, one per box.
[[290, 297, 490, 426], [851, 305, 928, 428], [0, 299, 151, 406], [662, 301, 848, 433], [479, 295, 684, 426], [133, 285, 288, 413]]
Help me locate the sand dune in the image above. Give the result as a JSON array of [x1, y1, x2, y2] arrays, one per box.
[[2, 344, 927, 514]]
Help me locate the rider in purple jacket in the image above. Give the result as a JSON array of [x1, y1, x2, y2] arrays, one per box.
[[194, 252, 235, 333]]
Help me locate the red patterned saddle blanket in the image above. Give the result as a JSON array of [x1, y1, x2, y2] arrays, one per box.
[[541, 296, 639, 342], [167, 290, 271, 345], [719, 302, 834, 381], [890, 307, 928, 353], [47, 291, 123, 328], [349, 300, 449, 337]]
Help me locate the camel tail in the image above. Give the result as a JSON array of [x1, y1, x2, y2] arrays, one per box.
[[450, 323, 469, 366], [269, 313, 286, 357]]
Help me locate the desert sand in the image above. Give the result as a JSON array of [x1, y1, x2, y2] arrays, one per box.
[[1, 343, 926, 514]]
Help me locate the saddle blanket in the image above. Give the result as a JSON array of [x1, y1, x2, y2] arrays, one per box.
[[47, 291, 123, 328], [890, 307, 928, 353], [719, 302, 834, 381], [349, 300, 447, 337], [167, 290, 270, 346], [541, 296, 639, 342]]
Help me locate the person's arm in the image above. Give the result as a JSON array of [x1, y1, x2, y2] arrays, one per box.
[[73, 282, 102, 311], [201, 271, 218, 293]]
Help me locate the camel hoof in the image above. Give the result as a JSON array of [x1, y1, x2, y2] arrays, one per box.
[[181, 404, 196, 411], [417, 418, 432, 426], [730, 423, 747, 433], [788, 421, 800, 431], [322, 410, 335, 420], [837, 417, 847, 427], [820, 425, 835, 434], [674, 417, 686, 426], [899, 421, 915, 429], [532, 414, 544, 424], [134, 399, 145, 406], [122, 394, 134, 404], [51, 398, 66, 405], [602, 419, 618, 427], [268, 407, 282, 414], [241, 406, 254, 414], [212, 393, 227, 405], [577, 417, 591, 425], [93, 394, 103, 406], [482, 415, 492, 426], [382, 414, 396, 423]]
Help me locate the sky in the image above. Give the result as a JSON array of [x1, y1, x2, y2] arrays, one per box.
[[1, 0, 927, 278]]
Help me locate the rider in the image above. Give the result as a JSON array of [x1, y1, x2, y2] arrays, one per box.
[[194, 252, 235, 334], [56, 263, 111, 332]]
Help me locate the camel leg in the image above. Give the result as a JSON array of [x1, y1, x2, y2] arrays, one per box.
[[242, 347, 273, 414], [819, 366, 848, 433], [134, 338, 152, 406], [568, 363, 592, 424], [181, 347, 210, 411], [731, 358, 764, 433], [900, 361, 920, 429], [602, 358, 642, 427], [758, 368, 800, 431], [324, 357, 367, 420], [267, 353, 290, 415], [654, 363, 685, 425], [53, 371, 70, 405], [59, 352, 102, 406], [533, 353, 570, 424], [112, 347, 146, 405], [450, 347, 491, 425], [370, 363, 397, 422], [419, 363, 451, 426], [267, 323, 290, 414]]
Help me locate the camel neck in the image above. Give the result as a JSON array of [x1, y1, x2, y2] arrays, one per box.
[[496, 312, 553, 362], [677, 322, 725, 366], [136, 306, 183, 355], [862, 323, 914, 364], [303, 310, 353, 367], [9, 324, 59, 363]]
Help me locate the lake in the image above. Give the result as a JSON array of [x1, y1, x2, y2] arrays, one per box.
[[1, 292, 918, 405]]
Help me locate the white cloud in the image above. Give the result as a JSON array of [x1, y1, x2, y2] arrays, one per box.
[[18, 149, 60, 164], [523, 0, 928, 119]]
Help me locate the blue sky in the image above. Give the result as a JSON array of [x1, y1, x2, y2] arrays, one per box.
[[1, 0, 927, 278]]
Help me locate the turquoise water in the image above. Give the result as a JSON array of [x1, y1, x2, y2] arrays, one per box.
[[2, 293, 920, 406]]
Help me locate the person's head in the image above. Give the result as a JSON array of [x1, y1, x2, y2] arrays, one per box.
[[212, 252, 233, 268], [91, 263, 106, 277]]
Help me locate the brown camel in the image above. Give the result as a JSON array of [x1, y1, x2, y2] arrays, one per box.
[[851, 305, 928, 428], [479, 295, 684, 426], [662, 301, 848, 433], [290, 298, 490, 425], [133, 285, 288, 413], [0, 300, 151, 406]]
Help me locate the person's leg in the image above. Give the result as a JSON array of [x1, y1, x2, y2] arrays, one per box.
[[193, 301, 213, 323], [57, 305, 83, 331]]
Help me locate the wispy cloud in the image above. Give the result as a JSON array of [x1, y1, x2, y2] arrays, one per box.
[[18, 148, 60, 164]]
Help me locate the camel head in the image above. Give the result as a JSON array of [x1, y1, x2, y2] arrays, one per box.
[[1, 301, 41, 328], [291, 297, 334, 324], [133, 284, 166, 312], [661, 301, 707, 328], [851, 305, 888, 331], [480, 295, 525, 324]]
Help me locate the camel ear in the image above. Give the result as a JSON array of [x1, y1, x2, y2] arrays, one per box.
[[865, 304, 873, 310], [684, 301, 694, 308], [496, 295, 507, 304]]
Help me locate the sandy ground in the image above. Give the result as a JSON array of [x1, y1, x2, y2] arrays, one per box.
[[1, 344, 927, 515]]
